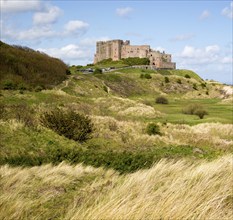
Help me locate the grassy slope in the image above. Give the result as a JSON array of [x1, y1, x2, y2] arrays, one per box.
[[0, 156, 232, 219], [0, 66, 232, 218]]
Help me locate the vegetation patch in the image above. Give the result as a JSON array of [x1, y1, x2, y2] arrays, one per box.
[[40, 108, 93, 142]]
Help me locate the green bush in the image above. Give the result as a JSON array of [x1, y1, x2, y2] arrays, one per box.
[[177, 79, 182, 84], [40, 108, 93, 142], [182, 104, 208, 119], [193, 83, 198, 90], [194, 109, 208, 119], [146, 123, 161, 136], [185, 74, 191, 78], [3, 80, 17, 90], [155, 96, 169, 104], [144, 73, 152, 79], [164, 76, 170, 83], [66, 69, 71, 75], [94, 68, 102, 74]]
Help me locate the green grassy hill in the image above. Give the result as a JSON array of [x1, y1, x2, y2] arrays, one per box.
[[0, 41, 68, 90], [0, 47, 232, 219]]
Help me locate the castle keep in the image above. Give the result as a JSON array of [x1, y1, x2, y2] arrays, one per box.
[[94, 39, 176, 69]]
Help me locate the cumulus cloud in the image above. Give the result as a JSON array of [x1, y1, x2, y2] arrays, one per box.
[[222, 2, 233, 19], [116, 7, 133, 18], [2, 18, 89, 41], [64, 20, 89, 36], [1, 0, 41, 13], [199, 10, 210, 20], [37, 43, 93, 65], [33, 6, 63, 25], [180, 45, 220, 63], [171, 33, 195, 42], [175, 44, 232, 83], [2, 25, 57, 41]]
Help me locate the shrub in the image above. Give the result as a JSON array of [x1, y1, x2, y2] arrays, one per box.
[[182, 104, 208, 119], [194, 109, 208, 119], [144, 73, 152, 79], [193, 83, 198, 90], [177, 79, 182, 84], [3, 80, 17, 90], [201, 83, 206, 88], [146, 123, 161, 136], [40, 108, 93, 142], [155, 96, 169, 104], [66, 69, 71, 75], [185, 74, 191, 78], [94, 68, 102, 74], [183, 103, 201, 115], [164, 76, 170, 83]]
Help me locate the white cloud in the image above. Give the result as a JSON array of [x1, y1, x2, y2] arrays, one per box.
[[116, 7, 133, 18], [171, 33, 195, 42], [180, 45, 220, 63], [2, 18, 89, 41], [199, 10, 210, 20], [221, 57, 233, 64], [7, 26, 56, 40], [1, 0, 41, 13], [64, 20, 89, 36], [33, 6, 63, 25], [37, 44, 93, 65], [175, 45, 232, 83], [222, 2, 233, 19]]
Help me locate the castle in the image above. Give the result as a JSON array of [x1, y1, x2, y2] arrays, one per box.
[[94, 39, 176, 69]]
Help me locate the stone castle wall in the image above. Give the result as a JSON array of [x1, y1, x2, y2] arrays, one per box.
[[94, 40, 176, 69]]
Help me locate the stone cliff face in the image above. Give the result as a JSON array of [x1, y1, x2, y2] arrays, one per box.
[[94, 39, 176, 69]]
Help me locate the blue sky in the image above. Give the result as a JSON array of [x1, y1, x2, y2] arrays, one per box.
[[1, 0, 232, 83]]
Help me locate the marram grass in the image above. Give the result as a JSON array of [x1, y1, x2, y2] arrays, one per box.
[[0, 155, 232, 220]]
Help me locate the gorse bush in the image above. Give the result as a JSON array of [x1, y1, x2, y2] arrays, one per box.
[[155, 96, 169, 104], [40, 108, 93, 142], [146, 123, 161, 135]]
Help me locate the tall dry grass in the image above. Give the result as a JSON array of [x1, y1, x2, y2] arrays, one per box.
[[0, 156, 232, 219]]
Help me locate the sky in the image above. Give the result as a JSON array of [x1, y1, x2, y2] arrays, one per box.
[[0, 0, 232, 84]]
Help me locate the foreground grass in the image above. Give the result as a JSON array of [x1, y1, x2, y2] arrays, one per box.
[[0, 155, 232, 219]]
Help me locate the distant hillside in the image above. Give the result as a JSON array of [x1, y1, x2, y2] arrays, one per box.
[[0, 41, 68, 90]]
